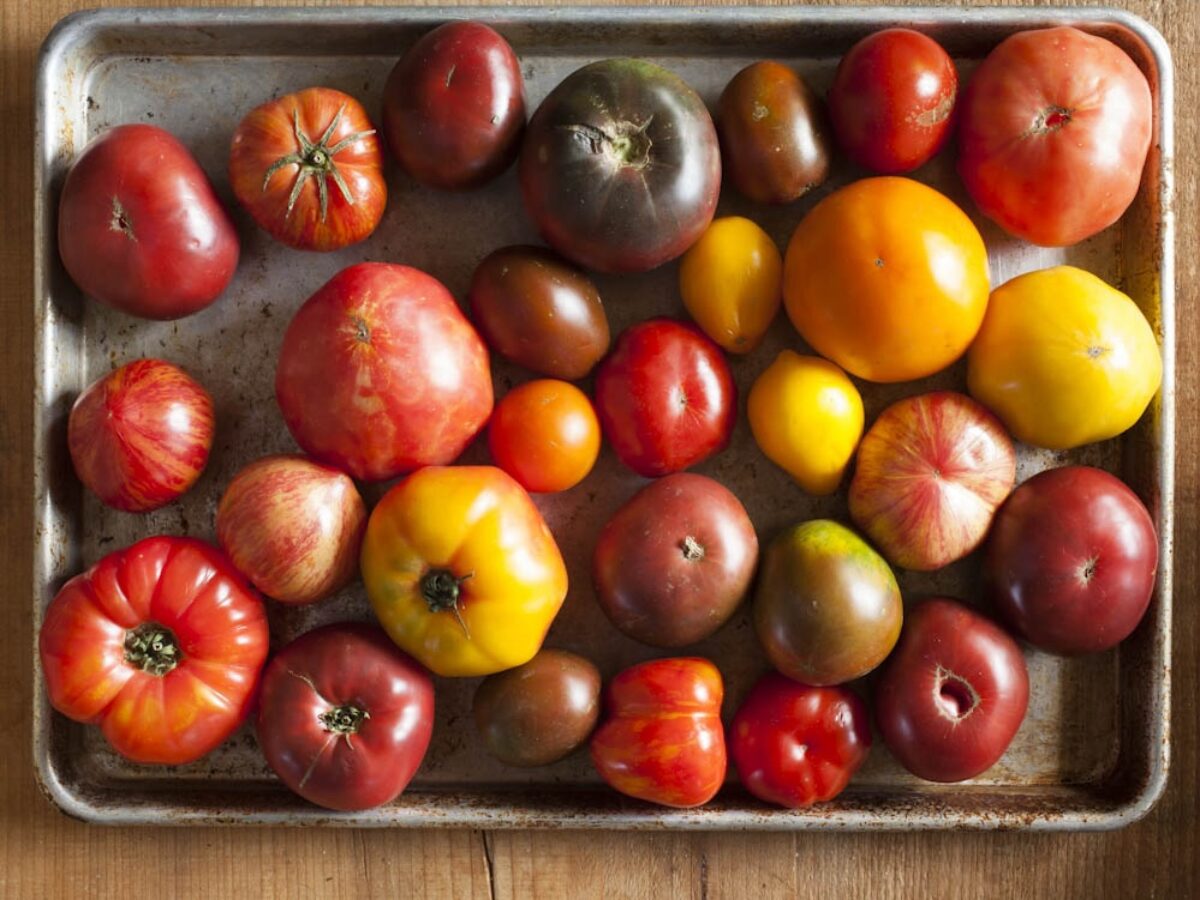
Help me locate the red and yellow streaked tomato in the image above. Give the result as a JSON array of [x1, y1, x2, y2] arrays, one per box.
[[488, 379, 600, 493]]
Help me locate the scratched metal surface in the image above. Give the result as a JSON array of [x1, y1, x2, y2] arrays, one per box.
[[32, 7, 1174, 829]]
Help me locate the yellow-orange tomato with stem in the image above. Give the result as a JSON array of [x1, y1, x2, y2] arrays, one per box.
[[488, 379, 601, 493], [783, 176, 990, 383], [678, 216, 782, 354]]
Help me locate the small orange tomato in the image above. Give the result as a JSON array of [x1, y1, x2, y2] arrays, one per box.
[[488, 379, 601, 493]]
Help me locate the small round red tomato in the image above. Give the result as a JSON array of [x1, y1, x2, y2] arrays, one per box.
[[38, 537, 269, 765], [488, 379, 600, 493], [383, 21, 525, 189], [256, 624, 434, 811], [829, 29, 958, 173], [875, 598, 1029, 783], [68, 359, 214, 513], [594, 319, 736, 477], [230, 87, 385, 251], [590, 657, 726, 808], [58, 124, 239, 319], [731, 673, 871, 809], [957, 27, 1152, 246]]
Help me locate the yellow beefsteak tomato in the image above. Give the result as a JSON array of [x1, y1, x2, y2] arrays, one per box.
[[361, 466, 568, 677], [967, 266, 1162, 450]]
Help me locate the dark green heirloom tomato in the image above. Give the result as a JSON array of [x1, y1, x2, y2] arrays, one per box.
[[472, 649, 601, 767], [753, 519, 902, 685]]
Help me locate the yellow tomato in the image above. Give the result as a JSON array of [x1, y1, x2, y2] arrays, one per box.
[[679, 216, 782, 354], [748, 351, 864, 495], [967, 266, 1162, 450], [783, 177, 990, 383]]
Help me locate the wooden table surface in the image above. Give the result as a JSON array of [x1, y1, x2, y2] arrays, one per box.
[[3, 1, 1196, 897]]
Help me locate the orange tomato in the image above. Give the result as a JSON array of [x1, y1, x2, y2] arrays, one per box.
[[782, 176, 990, 383], [488, 379, 601, 493]]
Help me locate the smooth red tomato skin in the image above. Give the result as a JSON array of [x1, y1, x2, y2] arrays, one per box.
[[58, 124, 239, 319], [875, 598, 1029, 783], [68, 359, 214, 513], [38, 537, 269, 765], [982, 466, 1158, 655], [487, 380, 600, 493], [590, 657, 726, 808], [731, 674, 871, 809], [829, 29, 958, 174], [383, 22, 525, 189], [256, 624, 434, 811], [594, 319, 736, 478], [230, 87, 385, 251], [957, 27, 1152, 246], [275, 262, 493, 483]]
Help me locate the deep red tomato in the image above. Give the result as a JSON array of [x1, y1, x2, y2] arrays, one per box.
[[275, 262, 493, 482], [730, 673, 871, 809], [68, 359, 214, 513], [957, 27, 1152, 246], [382, 21, 525, 189], [875, 598, 1029, 783], [590, 657, 726, 808], [594, 319, 736, 477], [230, 87, 385, 251], [58, 124, 239, 319], [982, 466, 1158, 655], [38, 537, 269, 765], [828, 29, 958, 174], [488, 379, 600, 493], [255, 623, 434, 811]]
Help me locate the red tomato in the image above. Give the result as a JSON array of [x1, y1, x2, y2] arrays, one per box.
[[828, 29, 958, 174], [68, 359, 214, 513], [730, 673, 871, 809], [255, 624, 434, 811], [230, 87, 385, 251], [275, 262, 493, 482], [57, 124, 239, 319], [382, 21, 525, 189], [957, 27, 1152, 246], [488, 379, 600, 493], [38, 537, 269, 765], [594, 319, 736, 477], [874, 598, 1029, 783], [590, 657, 726, 808]]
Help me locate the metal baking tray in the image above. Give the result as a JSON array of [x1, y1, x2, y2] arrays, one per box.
[[32, 6, 1174, 830]]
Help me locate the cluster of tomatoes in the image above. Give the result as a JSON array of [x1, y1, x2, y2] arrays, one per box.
[[41, 21, 1162, 813]]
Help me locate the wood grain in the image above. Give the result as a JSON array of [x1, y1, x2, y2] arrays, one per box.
[[3, 1, 1196, 898]]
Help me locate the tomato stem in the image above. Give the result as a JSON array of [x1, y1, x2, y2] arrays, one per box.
[[319, 704, 370, 741], [681, 535, 705, 561], [420, 568, 473, 638], [123, 622, 182, 676]]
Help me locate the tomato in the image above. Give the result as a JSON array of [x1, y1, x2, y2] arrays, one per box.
[[256, 624, 434, 811], [38, 537, 268, 765], [473, 649, 601, 767], [957, 27, 1152, 247], [754, 520, 901, 686], [57, 124, 239, 320], [68, 359, 214, 513], [488, 379, 600, 493], [275, 263, 493, 482], [875, 598, 1029, 783], [594, 319, 736, 478], [593, 473, 758, 648], [967, 266, 1161, 451], [382, 21, 525, 189], [590, 657, 726, 808], [715, 61, 832, 204], [747, 351, 864, 496], [730, 673, 871, 809], [520, 58, 721, 273], [468, 245, 610, 380], [783, 177, 989, 383], [679, 217, 782, 354], [983, 466, 1158, 655], [360, 466, 568, 677], [230, 87, 385, 251], [828, 29, 957, 174]]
